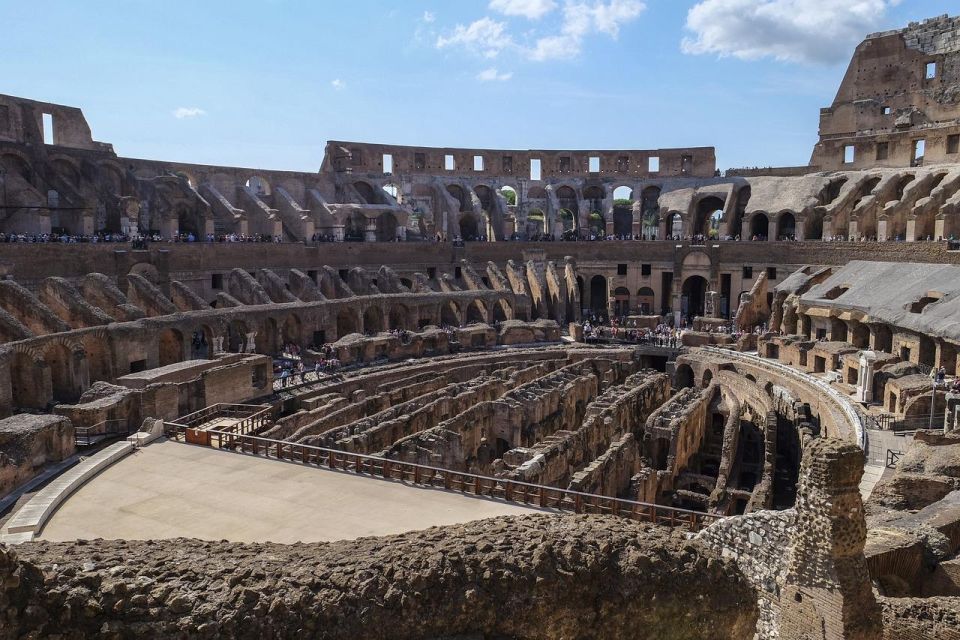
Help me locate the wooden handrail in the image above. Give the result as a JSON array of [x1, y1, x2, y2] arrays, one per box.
[[163, 424, 719, 531]]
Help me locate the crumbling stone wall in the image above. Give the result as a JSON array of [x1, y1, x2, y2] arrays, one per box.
[[2, 515, 758, 640], [0, 414, 74, 498]]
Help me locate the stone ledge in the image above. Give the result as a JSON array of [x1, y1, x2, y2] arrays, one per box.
[[0, 441, 134, 542]]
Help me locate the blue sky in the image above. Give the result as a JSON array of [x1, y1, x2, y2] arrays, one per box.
[[1, 0, 955, 171]]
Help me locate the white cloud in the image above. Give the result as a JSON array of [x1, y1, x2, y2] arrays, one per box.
[[682, 0, 902, 64], [477, 67, 514, 81], [172, 107, 206, 119], [489, 0, 557, 20], [331, 78, 346, 90], [530, 0, 645, 61], [422, 10, 435, 23], [436, 17, 514, 58]]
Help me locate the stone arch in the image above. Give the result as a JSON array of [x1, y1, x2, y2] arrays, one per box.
[[665, 211, 684, 239], [10, 349, 47, 409], [388, 305, 409, 330], [776, 211, 797, 240], [675, 363, 695, 389], [466, 300, 487, 325], [694, 196, 725, 238], [191, 324, 215, 359], [589, 275, 608, 315], [227, 319, 250, 353], [363, 306, 385, 334], [636, 287, 655, 314], [376, 211, 399, 241], [458, 213, 481, 240], [730, 185, 751, 238], [441, 301, 461, 327], [749, 213, 769, 240], [447, 185, 470, 212], [337, 308, 359, 338], [682, 275, 709, 319], [44, 341, 79, 403], [81, 331, 113, 383], [282, 314, 302, 345], [344, 211, 366, 241], [246, 175, 271, 196], [492, 298, 511, 323], [158, 327, 185, 367]]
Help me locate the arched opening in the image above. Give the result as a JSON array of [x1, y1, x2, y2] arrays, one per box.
[[682, 275, 709, 319], [466, 300, 487, 324], [191, 325, 214, 359], [363, 306, 384, 334], [441, 301, 460, 327], [730, 186, 751, 238], [777, 212, 796, 240], [589, 275, 608, 316], [666, 212, 683, 239], [44, 343, 77, 403], [246, 176, 271, 196], [376, 212, 399, 241], [636, 287, 655, 315], [493, 299, 510, 323], [458, 213, 481, 241], [749, 213, 769, 240], [446, 185, 470, 212], [10, 351, 46, 409], [158, 328, 185, 367], [388, 305, 409, 331], [344, 211, 366, 242], [641, 186, 661, 239], [227, 319, 250, 353], [694, 197, 725, 238], [383, 183, 401, 201], [81, 334, 112, 382], [499, 186, 517, 207], [587, 211, 605, 237], [675, 364, 695, 389], [337, 309, 359, 338], [612, 188, 633, 238], [613, 286, 631, 317]]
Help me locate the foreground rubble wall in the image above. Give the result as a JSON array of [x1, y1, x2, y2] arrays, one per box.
[[2, 515, 758, 640]]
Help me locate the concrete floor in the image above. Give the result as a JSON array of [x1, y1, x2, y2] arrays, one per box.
[[38, 440, 543, 544]]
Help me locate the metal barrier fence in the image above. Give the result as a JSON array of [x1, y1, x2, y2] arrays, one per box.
[[75, 419, 131, 447], [163, 425, 719, 532]]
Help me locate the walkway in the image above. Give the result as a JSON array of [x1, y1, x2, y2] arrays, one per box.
[[36, 440, 542, 544]]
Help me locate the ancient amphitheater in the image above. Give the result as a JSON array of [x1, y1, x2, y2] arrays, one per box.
[[2, 13, 960, 640]]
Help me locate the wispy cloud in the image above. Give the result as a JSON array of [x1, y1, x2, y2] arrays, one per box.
[[436, 0, 645, 62], [331, 78, 346, 90], [489, 0, 557, 20], [172, 107, 206, 119], [477, 67, 514, 81], [682, 0, 902, 64]]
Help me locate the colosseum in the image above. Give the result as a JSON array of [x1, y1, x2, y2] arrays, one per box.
[[2, 11, 960, 640]]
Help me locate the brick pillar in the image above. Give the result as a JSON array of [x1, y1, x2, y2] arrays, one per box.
[[780, 438, 882, 640]]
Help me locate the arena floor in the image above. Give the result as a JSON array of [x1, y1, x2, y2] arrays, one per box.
[[37, 440, 542, 543]]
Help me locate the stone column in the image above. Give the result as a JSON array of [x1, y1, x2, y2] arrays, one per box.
[[855, 351, 877, 403], [779, 438, 882, 640]]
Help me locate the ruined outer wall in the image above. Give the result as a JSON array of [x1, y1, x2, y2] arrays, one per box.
[[812, 15, 960, 170], [3, 515, 758, 640]]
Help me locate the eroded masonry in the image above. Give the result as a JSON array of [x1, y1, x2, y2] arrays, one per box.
[[2, 13, 960, 640]]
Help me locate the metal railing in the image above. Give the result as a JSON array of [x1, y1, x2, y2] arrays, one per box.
[[74, 419, 131, 447], [162, 425, 719, 532]]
